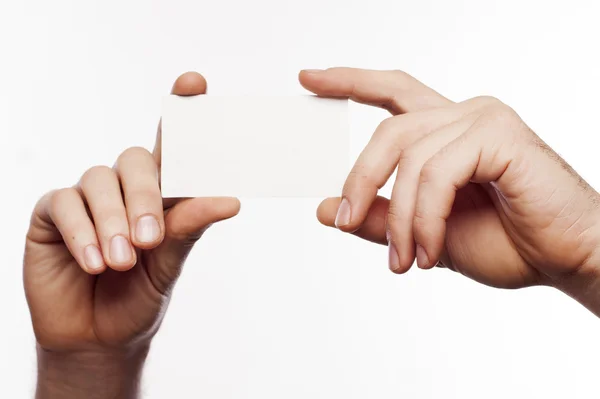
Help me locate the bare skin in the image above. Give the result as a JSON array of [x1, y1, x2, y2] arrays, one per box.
[[24, 68, 600, 398], [300, 68, 600, 313], [25, 73, 240, 398]]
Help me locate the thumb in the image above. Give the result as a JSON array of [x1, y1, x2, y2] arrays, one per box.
[[145, 197, 241, 295], [153, 71, 208, 171]]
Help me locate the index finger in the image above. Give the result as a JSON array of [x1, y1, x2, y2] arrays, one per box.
[[298, 67, 452, 114]]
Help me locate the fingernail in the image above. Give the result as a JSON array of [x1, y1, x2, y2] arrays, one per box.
[[303, 69, 324, 74], [84, 245, 104, 270], [136, 215, 160, 244], [388, 241, 400, 272], [416, 244, 429, 269], [110, 235, 133, 264], [335, 198, 352, 228]]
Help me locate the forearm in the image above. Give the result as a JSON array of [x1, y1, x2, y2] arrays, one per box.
[[36, 345, 149, 399]]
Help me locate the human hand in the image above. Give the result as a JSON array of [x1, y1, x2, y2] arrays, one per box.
[[300, 68, 600, 315], [24, 72, 240, 398]]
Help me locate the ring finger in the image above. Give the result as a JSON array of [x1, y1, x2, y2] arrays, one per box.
[[387, 113, 481, 273]]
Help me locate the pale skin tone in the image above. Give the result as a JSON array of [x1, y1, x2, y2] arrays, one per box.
[[25, 68, 600, 398], [26, 73, 241, 398]]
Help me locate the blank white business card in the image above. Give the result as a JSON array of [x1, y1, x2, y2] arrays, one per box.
[[160, 95, 349, 198]]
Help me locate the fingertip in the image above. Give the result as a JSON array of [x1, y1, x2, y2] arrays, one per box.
[[194, 197, 242, 226], [334, 197, 359, 232], [413, 215, 446, 270], [299, 69, 330, 93], [299, 68, 325, 78], [399, 250, 417, 272], [416, 243, 436, 269], [316, 197, 341, 227], [105, 235, 137, 272], [131, 214, 166, 251], [106, 258, 137, 272], [390, 263, 412, 275], [82, 245, 107, 275], [216, 196, 241, 216], [227, 197, 242, 218], [298, 67, 360, 98], [106, 250, 137, 271], [388, 230, 415, 274], [108, 265, 137, 273], [171, 72, 208, 96], [81, 264, 106, 275], [316, 196, 367, 233]]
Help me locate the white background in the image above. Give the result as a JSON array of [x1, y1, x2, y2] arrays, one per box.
[[1, 0, 600, 398]]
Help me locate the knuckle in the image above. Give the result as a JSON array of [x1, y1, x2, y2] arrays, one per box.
[[104, 212, 127, 228], [373, 115, 416, 156], [346, 163, 376, 188], [387, 196, 410, 227], [419, 160, 444, 185], [119, 146, 151, 162], [124, 187, 161, 206], [386, 207, 407, 235], [412, 203, 430, 228], [81, 165, 114, 184], [373, 116, 398, 138], [470, 95, 502, 109], [385, 212, 403, 243], [479, 103, 528, 143], [49, 187, 78, 212], [391, 69, 410, 82], [92, 211, 129, 235], [35, 190, 55, 209], [116, 147, 156, 175], [480, 101, 520, 128], [412, 211, 427, 233], [397, 148, 417, 169]]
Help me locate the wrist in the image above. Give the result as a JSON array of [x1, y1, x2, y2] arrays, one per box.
[[551, 252, 600, 318], [36, 344, 149, 399]]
